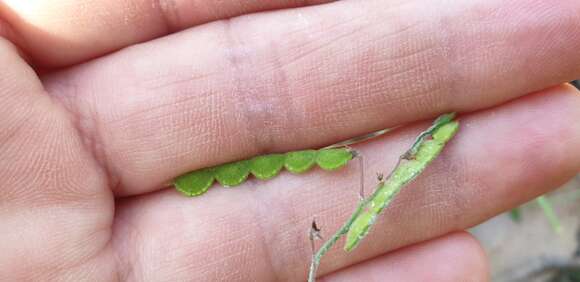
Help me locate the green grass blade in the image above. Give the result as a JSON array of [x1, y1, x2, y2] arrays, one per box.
[[536, 195, 562, 234]]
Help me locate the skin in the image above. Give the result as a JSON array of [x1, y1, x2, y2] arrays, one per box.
[[1, 0, 580, 281]]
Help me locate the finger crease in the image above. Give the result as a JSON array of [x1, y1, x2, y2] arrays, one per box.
[[221, 18, 296, 154], [48, 85, 121, 193], [152, 0, 180, 33]]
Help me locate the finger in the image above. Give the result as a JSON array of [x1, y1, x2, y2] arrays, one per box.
[[322, 232, 488, 282], [46, 0, 580, 196], [0, 37, 114, 280], [0, 15, 19, 46], [0, 0, 331, 67], [110, 85, 580, 281]]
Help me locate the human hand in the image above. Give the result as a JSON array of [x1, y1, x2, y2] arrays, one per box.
[[1, 1, 580, 281]]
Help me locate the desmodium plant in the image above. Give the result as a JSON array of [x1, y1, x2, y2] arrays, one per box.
[[308, 113, 458, 282], [172, 113, 460, 282]]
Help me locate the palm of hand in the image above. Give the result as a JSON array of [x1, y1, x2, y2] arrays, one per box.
[[2, 1, 580, 281]]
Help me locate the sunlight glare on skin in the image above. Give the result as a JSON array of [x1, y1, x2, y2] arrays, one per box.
[[2, 1, 41, 18], [0, 0, 72, 40]]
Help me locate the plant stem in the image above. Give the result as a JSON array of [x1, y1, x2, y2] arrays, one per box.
[[307, 197, 370, 282]]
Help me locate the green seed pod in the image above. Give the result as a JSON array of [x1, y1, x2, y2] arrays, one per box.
[[307, 113, 458, 282], [250, 154, 286, 180], [214, 160, 250, 187], [173, 147, 356, 196], [344, 121, 459, 252], [173, 168, 214, 197], [316, 148, 354, 170], [284, 150, 318, 173]]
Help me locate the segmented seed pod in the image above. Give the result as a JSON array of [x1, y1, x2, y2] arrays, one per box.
[[174, 148, 356, 197]]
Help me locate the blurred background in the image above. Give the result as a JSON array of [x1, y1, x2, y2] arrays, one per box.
[[470, 80, 580, 282]]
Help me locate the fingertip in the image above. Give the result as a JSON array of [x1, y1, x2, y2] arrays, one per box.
[[437, 232, 489, 282], [322, 232, 489, 282]]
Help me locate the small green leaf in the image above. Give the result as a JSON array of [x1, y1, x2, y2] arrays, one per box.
[[173, 168, 215, 197], [316, 148, 354, 171], [284, 150, 318, 173], [214, 160, 250, 187], [344, 121, 459, 252], [250, 153, 286, 180]]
